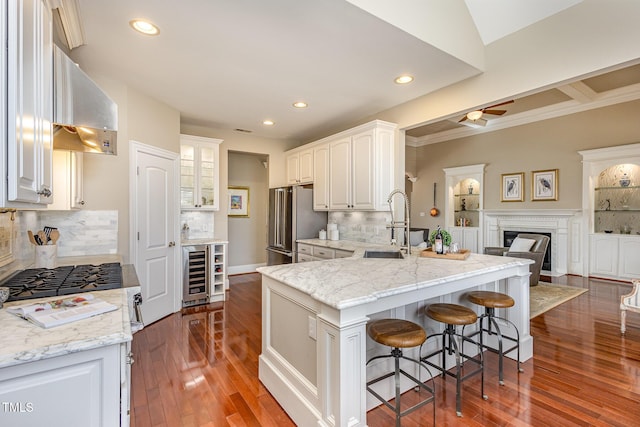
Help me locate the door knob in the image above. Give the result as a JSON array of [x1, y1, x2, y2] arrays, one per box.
[[168, 241, 176, 247]]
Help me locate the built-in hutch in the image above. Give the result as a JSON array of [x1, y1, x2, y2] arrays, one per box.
[[580, 143, 640, 280], [443, 164, 485, 253]]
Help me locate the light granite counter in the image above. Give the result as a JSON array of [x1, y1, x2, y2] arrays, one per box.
[[296, 238, 389, 254], [0, 288, 133, 369], [258, 250, 533, 427], [181, 238, 228, 246]]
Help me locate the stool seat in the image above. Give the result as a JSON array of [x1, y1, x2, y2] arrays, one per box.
[[367, 319, 427, 348], [426, 303, 477, 325], [467, 291, 514, 309]]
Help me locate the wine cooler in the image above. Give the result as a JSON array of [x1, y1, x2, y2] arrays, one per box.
[[182, 244, 210, 307]]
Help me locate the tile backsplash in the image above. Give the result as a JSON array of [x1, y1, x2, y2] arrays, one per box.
[[328, 211, 391, 244], [16, 210, 118, 261], [180, 210, 215, 240]]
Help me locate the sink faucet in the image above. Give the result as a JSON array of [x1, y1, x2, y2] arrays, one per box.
[[386, 189, 411, 255]]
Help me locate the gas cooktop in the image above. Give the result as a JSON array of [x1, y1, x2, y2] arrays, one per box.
[[2, 263, 123, 302]]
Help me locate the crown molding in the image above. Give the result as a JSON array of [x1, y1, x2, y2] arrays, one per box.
[[51, 0, 85, 49]]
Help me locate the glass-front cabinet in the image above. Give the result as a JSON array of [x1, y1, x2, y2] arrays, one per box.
[[444, 164, 485, 253], [180, 135, 223, 210]]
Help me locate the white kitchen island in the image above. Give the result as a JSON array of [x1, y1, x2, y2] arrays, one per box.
[[258, 250, 532, 427]]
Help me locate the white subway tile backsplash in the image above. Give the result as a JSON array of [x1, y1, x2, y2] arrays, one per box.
[[328, 211, 391, 244]]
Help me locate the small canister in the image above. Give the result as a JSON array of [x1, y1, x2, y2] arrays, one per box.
[[319, 230, 327, 240]]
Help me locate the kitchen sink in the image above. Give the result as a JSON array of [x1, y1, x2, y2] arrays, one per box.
[[363, 250, 404, 259]]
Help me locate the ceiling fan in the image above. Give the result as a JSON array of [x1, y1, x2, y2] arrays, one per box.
[[459, 100, 514, 124]]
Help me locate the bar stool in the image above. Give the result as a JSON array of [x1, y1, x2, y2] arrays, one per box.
[[366, 318, 436, 426], [421, 303, 486, 417], [464, 290, 523, 385]]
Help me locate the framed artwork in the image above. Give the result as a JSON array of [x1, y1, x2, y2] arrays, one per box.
[[228, 186, 250, 217], [532, 169, 558, 201], [501, 172, 524, 202]]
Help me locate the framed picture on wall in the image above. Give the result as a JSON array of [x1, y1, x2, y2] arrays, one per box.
[[228, 186, 250, 217], [501, 172, 524, 202], [532, 169, 558, 201]]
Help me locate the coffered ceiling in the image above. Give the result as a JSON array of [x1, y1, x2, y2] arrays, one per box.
[[405, 63, 640, 145]]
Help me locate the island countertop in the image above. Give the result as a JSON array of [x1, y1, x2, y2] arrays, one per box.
[[257, 251, 532, 310]]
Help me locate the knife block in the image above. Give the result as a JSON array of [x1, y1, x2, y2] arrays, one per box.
[[35, 245, 58, 269]]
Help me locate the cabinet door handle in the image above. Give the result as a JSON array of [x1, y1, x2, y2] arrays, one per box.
[[37, 187, 52, 197]]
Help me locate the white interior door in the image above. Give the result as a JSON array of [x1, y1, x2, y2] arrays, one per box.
[[130, 142, 179, 325]]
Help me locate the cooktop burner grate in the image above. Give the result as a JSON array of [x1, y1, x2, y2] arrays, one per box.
[[2, 263, 123, 302]]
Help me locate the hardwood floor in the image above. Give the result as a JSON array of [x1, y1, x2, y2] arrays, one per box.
[[130, 274, 640, 426]]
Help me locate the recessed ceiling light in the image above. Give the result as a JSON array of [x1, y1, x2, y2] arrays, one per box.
[[129, 19, 160, 36], [394, 75, 414, 84], [263, 120, 275, 126], [292, 101, 308, 108]]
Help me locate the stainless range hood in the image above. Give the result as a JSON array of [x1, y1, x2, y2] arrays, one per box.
[[53, 45, 118, 154]]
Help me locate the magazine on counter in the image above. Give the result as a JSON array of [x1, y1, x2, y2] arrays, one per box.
[[6, 294, 118, 329]]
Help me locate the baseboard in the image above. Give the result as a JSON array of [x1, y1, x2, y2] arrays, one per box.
[[228, 263, 265, 275]]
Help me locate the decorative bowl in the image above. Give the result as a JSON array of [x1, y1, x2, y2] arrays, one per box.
[[0, 287, 10, 309]]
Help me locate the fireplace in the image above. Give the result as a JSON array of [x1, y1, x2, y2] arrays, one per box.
[[503, 231, 551, 271]]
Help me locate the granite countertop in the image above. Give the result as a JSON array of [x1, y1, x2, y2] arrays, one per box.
[[297, 239, 393, 253], [258, 251, 532, 310], [181, 238, 228, 246], [0, 288, 134, 369]]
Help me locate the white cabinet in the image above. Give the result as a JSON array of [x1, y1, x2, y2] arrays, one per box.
[[589, 234, 640, 280], [2, 0, 53, 207], [296, 242, 353, 262], [0, 343, 127, 426], [448, 227, 479, 253], [211, 242, 228, 302], [313, 144, 330, 210], [50, 150, 84, 210], [286, 148, 313, 185], [180, 135, 222, 210], [327, 121, 395, 211]]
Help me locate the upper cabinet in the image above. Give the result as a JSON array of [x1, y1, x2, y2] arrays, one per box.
[[286, 148, 313, 185], [327, 121, 396, 211], [180, 135, 222, 210], [2, 0, 54, 207], [49, 150, 84, 210], [313, 144, 329, 210]]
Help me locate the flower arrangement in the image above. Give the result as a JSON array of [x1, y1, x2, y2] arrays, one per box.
[[429, 229, 452, 247]]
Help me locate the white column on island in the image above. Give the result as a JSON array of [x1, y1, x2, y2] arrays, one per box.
[[317, 314, 368, 427]]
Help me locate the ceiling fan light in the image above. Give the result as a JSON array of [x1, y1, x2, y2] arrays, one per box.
[[466, 110, 483, 121]]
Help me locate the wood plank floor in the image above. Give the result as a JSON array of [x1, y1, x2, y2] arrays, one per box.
[[130, 274, 640, 426]]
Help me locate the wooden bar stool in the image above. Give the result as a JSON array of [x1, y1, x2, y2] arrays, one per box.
[[464, 290, 523, 385], [366, 318, 436, 426], [421, 303, 486, 417]]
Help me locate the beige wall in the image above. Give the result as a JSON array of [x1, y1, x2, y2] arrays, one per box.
[[78, 75, 180, 262], [228, 152, 269, 269], [407, 99, 640, 231]]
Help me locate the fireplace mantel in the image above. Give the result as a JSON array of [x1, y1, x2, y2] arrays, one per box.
[[484, 209, 582, 276]]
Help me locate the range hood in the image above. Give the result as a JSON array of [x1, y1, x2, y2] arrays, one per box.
[[53, 45, 118, 154]]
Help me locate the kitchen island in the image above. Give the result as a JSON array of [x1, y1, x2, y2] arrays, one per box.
[[0, 263, 139, 427], [258, 250, 532, 427]]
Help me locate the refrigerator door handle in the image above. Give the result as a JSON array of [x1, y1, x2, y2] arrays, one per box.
[[274, 189, 281, 247], [267, 247, 292, 257]]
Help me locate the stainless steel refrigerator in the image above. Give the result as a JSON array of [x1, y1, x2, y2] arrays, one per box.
[[267, 185, 327, 265]]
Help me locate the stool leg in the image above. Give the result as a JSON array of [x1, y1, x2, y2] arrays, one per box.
[[394, 353, 401, 427], [487, 315, 505, 385]]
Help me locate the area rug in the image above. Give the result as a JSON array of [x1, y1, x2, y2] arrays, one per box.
[[530, 282, 588, 318]]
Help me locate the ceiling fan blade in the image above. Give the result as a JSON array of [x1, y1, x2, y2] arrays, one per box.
[[484, 100, 514, 110], [483, 109, 507, 116]]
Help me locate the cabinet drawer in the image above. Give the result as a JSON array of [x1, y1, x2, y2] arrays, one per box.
[[312, 246, 335, 259], [297, 253, 316, 263], [334, 249, 354, 259], [297, 243, 313, 255]]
